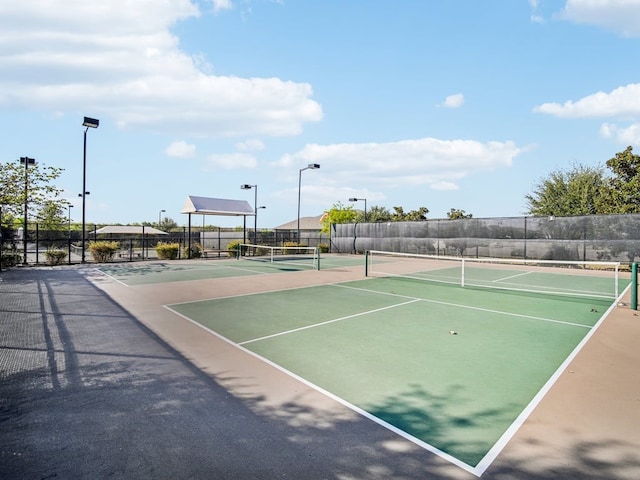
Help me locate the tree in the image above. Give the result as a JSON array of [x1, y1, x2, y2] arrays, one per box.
[[598, 146, 640, 213], [36, 200, 69, 248], [391, 206, 429, 221], [363, 205, 393, 223], [447, 208, 473, 219], [0, 160, 66, 226], [160, 217, 179, 230], [525, 164, 606, 216], [320, 202, 358, 233]]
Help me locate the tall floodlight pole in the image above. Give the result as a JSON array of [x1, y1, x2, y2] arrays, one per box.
[[158, 209, 165, 228], [19, 157, 36, 265], [240, 184, 257, 241], [297, 163, 320, 244], [81, 116, 99, 263], [349, 197, 367, 222]]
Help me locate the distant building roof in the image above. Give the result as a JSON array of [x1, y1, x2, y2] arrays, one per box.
[[181, 195, 254, 216], [94, 226, 168, 235], [275, 215, 324, 230]]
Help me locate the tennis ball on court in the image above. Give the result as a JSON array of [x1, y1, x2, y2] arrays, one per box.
[[449, 330, 457, 335]]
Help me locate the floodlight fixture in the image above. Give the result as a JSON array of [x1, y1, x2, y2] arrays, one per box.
[[82, 117, 100, 129], [348, 197, 367, 222]]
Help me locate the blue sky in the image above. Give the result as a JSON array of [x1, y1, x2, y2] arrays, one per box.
[[2, 0, 640, 228]]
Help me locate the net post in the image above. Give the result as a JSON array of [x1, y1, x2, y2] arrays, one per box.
[[365, 250, 369, 277], [632, 263, 637, 310]]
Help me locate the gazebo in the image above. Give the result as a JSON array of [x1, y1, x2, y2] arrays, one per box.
[[181, 195, 254, 257]]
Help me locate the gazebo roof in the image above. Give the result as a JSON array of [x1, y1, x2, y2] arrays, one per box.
[[181, 195, 254, 216], [94, 226, 168, 235]]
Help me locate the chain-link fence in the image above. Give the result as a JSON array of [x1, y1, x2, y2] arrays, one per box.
[[330, 214, 640, 264], [0, 226, 331, 267]]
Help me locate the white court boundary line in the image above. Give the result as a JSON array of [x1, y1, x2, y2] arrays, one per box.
[[238, 299, 421, 345], [164, 280, 631, 477]]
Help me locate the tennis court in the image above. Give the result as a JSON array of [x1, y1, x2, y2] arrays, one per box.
[[97, 251, 363, 286], [165, 252, 631, 475]]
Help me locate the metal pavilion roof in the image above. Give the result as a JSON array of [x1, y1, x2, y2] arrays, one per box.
[[180, 196, 254, 217]]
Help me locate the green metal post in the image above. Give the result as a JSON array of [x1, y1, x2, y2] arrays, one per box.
[[365, 250, 369, 277], [632, 263, 637, 310]]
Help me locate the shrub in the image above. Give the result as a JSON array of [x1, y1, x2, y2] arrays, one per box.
[[45, 249, 67, 265], [226, 240, 242, 257], [318, 243, 329, 253], [89, 241, 119, 263], [183, 243, 202, 258], [1, 252, 21, 268], [156, 242, 179, 260], [283, 241, 301, 254]]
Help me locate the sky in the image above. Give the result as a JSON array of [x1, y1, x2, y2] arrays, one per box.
[[2, 0, 640, 229]]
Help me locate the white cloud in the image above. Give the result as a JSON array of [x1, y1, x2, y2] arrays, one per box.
[[600, 122, 640, 145], [205, 152, 257, 170], [0, 1, 322, 138], [165, 140, 196, 158], [441, 93, 464, 108], [236, 139, 265, 152], [273, 137, 522, 190], [533, 83, 640, 118], [431, 181, 459, 191], [557, 0, 640, 37], [211, 0, 233, 13]]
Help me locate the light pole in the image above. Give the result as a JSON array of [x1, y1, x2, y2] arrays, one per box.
[[241, 184, 257, 242], [349, 197, 367, 222], [68, 204, 73, 235], [297, 163, 320, 244], [81, 116, 99, 263], [20, 156, 36, 265], [158, 209, 165, 229]]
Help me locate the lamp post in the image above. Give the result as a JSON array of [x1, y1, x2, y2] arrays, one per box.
[[297, 163, 320, 244], [20, 156, 36, 265], [349, 197, 367, 222], [81, 116, 99, 263], [158, 209, 165, 229], [67, 204, 73, 265], [68, 204, 73, 235], [241, 184, 257, 242], [257, 205, 266, 239]]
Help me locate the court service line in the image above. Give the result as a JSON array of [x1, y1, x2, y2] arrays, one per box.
[[492, 270, 533, 283], [238, 299, 421, 346], [333, 283, 593, 329]]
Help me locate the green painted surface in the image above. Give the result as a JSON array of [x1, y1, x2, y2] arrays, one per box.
[[98, 259, 314, 286], [171, 276, 617, 467]]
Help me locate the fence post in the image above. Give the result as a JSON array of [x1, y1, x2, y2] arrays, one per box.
[[365, 250, 369, 277]]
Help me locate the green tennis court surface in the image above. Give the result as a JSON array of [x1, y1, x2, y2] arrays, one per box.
[[96, 255, 363, 286], [167, 271, 629, 475]]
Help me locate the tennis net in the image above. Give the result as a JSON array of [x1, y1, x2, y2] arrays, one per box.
[[238, 244, 320, 270], [365, 250, 624, 300]]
